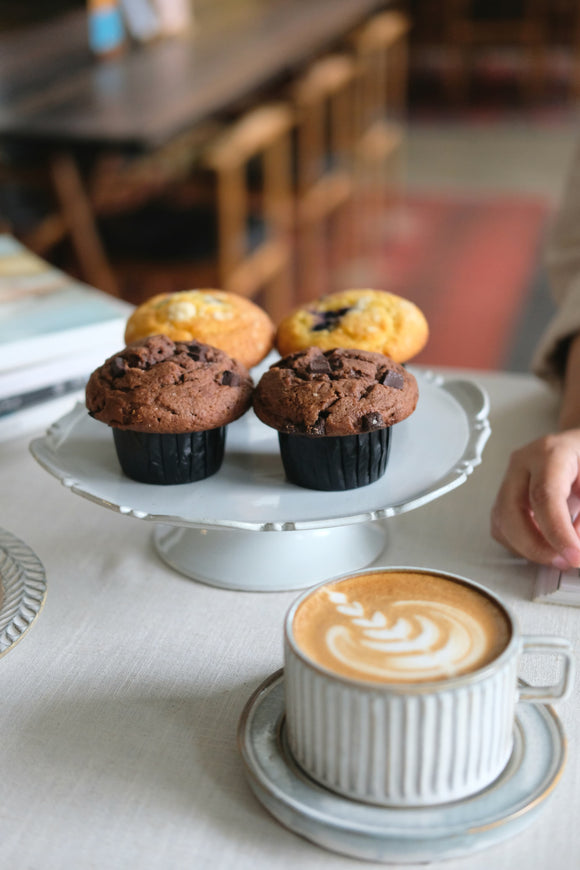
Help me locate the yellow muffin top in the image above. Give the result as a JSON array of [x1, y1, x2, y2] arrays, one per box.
[[275, 289, 429, 363], [124, 289, 275, 369]]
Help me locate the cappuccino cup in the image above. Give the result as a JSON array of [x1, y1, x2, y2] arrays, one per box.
[[284, 567, 574, 807]]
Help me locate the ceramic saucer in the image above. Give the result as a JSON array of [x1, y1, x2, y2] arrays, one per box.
[[238, 670, 566, 864]]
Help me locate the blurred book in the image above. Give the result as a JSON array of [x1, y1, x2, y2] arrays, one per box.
[[0, 235, 132, 371], [534, 565, 580, 607], [0, 235, 132, 434]]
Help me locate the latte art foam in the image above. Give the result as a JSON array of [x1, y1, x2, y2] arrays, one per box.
[[292, 571, 512, 683], [327, 598, 489, 681]]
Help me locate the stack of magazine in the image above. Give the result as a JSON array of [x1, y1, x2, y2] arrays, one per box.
[[0, 235, 133, 440]]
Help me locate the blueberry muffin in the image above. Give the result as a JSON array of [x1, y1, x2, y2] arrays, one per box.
[[253, 346, 418, 490], [275, 289, 428, 363], [86, 334, 253, 484], [124, 289, 275, 369]]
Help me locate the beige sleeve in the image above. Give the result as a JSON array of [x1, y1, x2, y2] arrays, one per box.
[[532, 140, 580, 387]]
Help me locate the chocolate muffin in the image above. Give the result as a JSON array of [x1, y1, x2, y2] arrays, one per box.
[[86, 334, 253, 484], [253, 346, 418, 490]]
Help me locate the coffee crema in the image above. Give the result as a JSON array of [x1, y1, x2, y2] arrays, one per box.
[[291, 570, 512, 683]]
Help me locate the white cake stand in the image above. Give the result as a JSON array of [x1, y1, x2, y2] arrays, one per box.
[[29, 370, 490, 592]]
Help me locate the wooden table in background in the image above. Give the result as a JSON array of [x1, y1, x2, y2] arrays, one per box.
[[0, 0, 388, 296], [0, 0, 388, 150]]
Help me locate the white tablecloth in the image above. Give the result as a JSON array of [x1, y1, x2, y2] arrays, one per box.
[[1, 367, 578, 870]]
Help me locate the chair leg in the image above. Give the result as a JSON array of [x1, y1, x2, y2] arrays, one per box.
[[328, 198, 356, 293], [263, 262, 294, 323], [298, 216, 328, 301], [49, 151, 120, 297]]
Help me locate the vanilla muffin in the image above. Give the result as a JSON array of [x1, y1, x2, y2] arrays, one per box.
[[124, 289, 275, 369], [86, 335, 253, 484], [275, 289, 428, 363], [253, 347, 418, 490]]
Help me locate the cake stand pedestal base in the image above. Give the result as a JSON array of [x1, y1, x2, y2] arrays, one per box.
[[153, 522, 387, 591]]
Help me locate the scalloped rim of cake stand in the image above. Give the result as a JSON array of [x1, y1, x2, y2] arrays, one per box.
[[29, 371, 490, 590]]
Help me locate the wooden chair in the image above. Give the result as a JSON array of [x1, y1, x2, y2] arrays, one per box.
[[0, 150, 121, 297], [350, 11, 411, 255], [291, 54, 358, 302], [441, 0, 549, 105], [0, 120, 217, 300], [98, 103, 295, 322], [202, 103, 295, 322]]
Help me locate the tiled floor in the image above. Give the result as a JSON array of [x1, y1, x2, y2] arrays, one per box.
[[406, 119, 578, 201]]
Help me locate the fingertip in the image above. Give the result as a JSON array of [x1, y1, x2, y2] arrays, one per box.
[[561, 547, 580, 568]]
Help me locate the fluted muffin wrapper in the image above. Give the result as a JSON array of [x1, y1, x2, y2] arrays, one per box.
[[278, 427, 391, 491], [112, 427, 225, 485]]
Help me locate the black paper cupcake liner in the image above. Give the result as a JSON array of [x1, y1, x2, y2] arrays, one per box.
[[278, 427, 392, 491], [113, 427, 225, 485]]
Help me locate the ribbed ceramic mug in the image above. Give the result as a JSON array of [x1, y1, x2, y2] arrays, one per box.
[[284, 567, 574, 807]]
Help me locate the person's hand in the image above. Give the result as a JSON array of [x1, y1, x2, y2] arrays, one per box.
[[491, 430, 580, 568]]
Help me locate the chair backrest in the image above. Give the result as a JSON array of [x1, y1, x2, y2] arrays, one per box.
[[292, 54, 358, 201], [203, 103, 295, 321], [352, 10, 411, 134], [290, 54, 358, 299], [346, 12, 411, 274]]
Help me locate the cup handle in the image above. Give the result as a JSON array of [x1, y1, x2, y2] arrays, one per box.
[[518, 636, 575, 703]]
